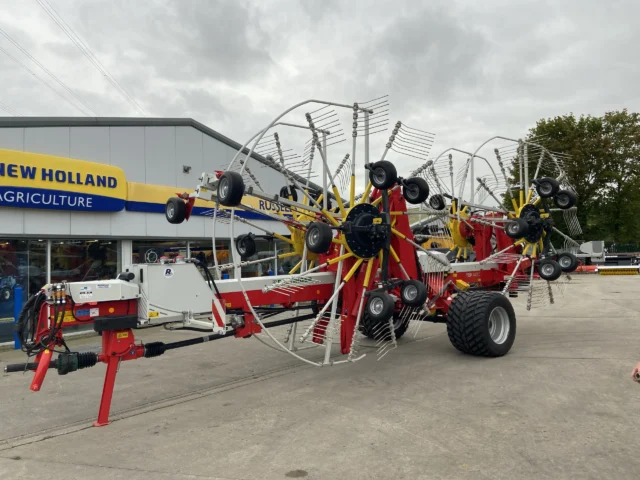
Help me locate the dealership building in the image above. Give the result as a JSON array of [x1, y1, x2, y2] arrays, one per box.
[[0, 117, 308, 343]]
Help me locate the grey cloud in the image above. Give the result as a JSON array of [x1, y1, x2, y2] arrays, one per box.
[[1, 0, 640, 179]]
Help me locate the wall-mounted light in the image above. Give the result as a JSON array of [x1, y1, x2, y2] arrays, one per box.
[[183, 165, 192, 174]]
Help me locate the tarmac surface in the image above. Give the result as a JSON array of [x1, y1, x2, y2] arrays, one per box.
[[1, 274, 639, 479]]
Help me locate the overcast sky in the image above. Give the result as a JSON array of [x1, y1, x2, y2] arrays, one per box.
[[1, 0, 639, 188]]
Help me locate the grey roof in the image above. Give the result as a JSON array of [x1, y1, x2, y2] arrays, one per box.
[[0, 116, 323, 192]]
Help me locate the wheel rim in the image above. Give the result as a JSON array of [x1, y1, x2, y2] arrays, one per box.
[[507, 223, 518, 235], [238, 242, 246, 255], [309, 228, 320, 246], [557, 194, 569, 207], [370, 297, 384, 315], [403, 285, 418, 302], [373, 168, 386, 186], [488, 306, 510, 344], [539, 182, 552, 195], [406, 184, 419, 200], [541, 263, 554, 276], [559, 256, 571, 268], [2, 290, 9, 300], [219, 178, 229, 199], [167, 203, 175, 218]]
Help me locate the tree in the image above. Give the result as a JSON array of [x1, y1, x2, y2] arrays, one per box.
[[505, 109, 640, 244]]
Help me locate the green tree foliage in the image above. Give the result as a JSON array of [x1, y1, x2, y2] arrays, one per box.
[[506, 109, 640, 243]]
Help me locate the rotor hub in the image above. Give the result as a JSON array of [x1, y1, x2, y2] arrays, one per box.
[[343, 203, 389, 259], [519, 204, 546, 244]]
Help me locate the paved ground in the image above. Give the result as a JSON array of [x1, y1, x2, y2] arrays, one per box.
[[1, 274, 640, 479]]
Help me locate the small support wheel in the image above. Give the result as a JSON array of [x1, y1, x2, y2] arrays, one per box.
[[538, 259, 562, 281], [446, 291, 516, 357], [236, 234, 256, 259], [360, 309, 409, 341], [400, 280, 428, 307], [165, 197, 186, 224], [557, 252, 578, 272], [369, 161, 398, 190], [535, 177, 560, 198], [217, 171, 245, 207], [402, 177, 429, 204], [280, 186, 298, 202], [428, 194, 446, 211], [554, 190, 577, 209], [505, 218, 529, 239], [366, 292, 395, 323], [305, 222, 333, 254]]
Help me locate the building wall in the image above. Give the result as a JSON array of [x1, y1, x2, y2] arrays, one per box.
[[0, 125, 290, 238]]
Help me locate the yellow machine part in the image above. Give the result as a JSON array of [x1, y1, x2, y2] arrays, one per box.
[[422, 237, 455, 250], [597, 267, 639, 275]]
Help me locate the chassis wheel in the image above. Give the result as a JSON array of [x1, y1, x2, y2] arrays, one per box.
[[165, 197, 186, 224], [400, 280, 427, 307], [402, 177, 429, 204], [305, 222, 333, 254], [446, 291, 516, 357], [428, 194, 446, 210], [505, 218, 529, 239], [217, 171, 245, 207], [236, 234, 256, 259], [554, 189, 577, 209], [369, 161, 397, 190], [535, 177, 560, 198], [361, 309, 410, 341], [538, 259, 562, 281], [557, 252, 578, 272]]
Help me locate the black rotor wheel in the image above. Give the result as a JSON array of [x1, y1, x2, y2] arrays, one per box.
[[343, 203, 388, 259]]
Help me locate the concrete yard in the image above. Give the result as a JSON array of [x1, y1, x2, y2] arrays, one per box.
[[1, 274, 640, 479]]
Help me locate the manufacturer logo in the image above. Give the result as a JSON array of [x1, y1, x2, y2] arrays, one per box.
[[164, 268, 174, 278]]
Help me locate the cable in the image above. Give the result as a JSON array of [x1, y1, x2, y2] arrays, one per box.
[[0, 47, 92, 115], [36, 0, 148, 116], [0, 28, 98, 117], [0, 101, 20, 116]]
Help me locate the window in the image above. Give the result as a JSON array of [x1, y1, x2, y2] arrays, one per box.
[[50, 240, 119, 284], [276, 239, 300, 275], [0, 239, 47, 343], [132, 240, 187, 264], [188, 239, 233, 279], [240, 236, 275, 278]]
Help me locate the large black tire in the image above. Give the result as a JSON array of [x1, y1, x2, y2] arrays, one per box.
[[165, 197, 186, 224], [361, 309, 409, 341], [369, 161, 397, 190], [402, 177, 429, 204], [217, 171, 245, 207], [235, 234, 256, 259], [505, 218, 529, 239], [557, 252, 578, 272], [446, 291, 516, 357], [305, 222, 333, 254], [554, 189, 577, 209], [429, 194, 446, 211], [535, 177, 560, 198], [538, 258, 562, 281]]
